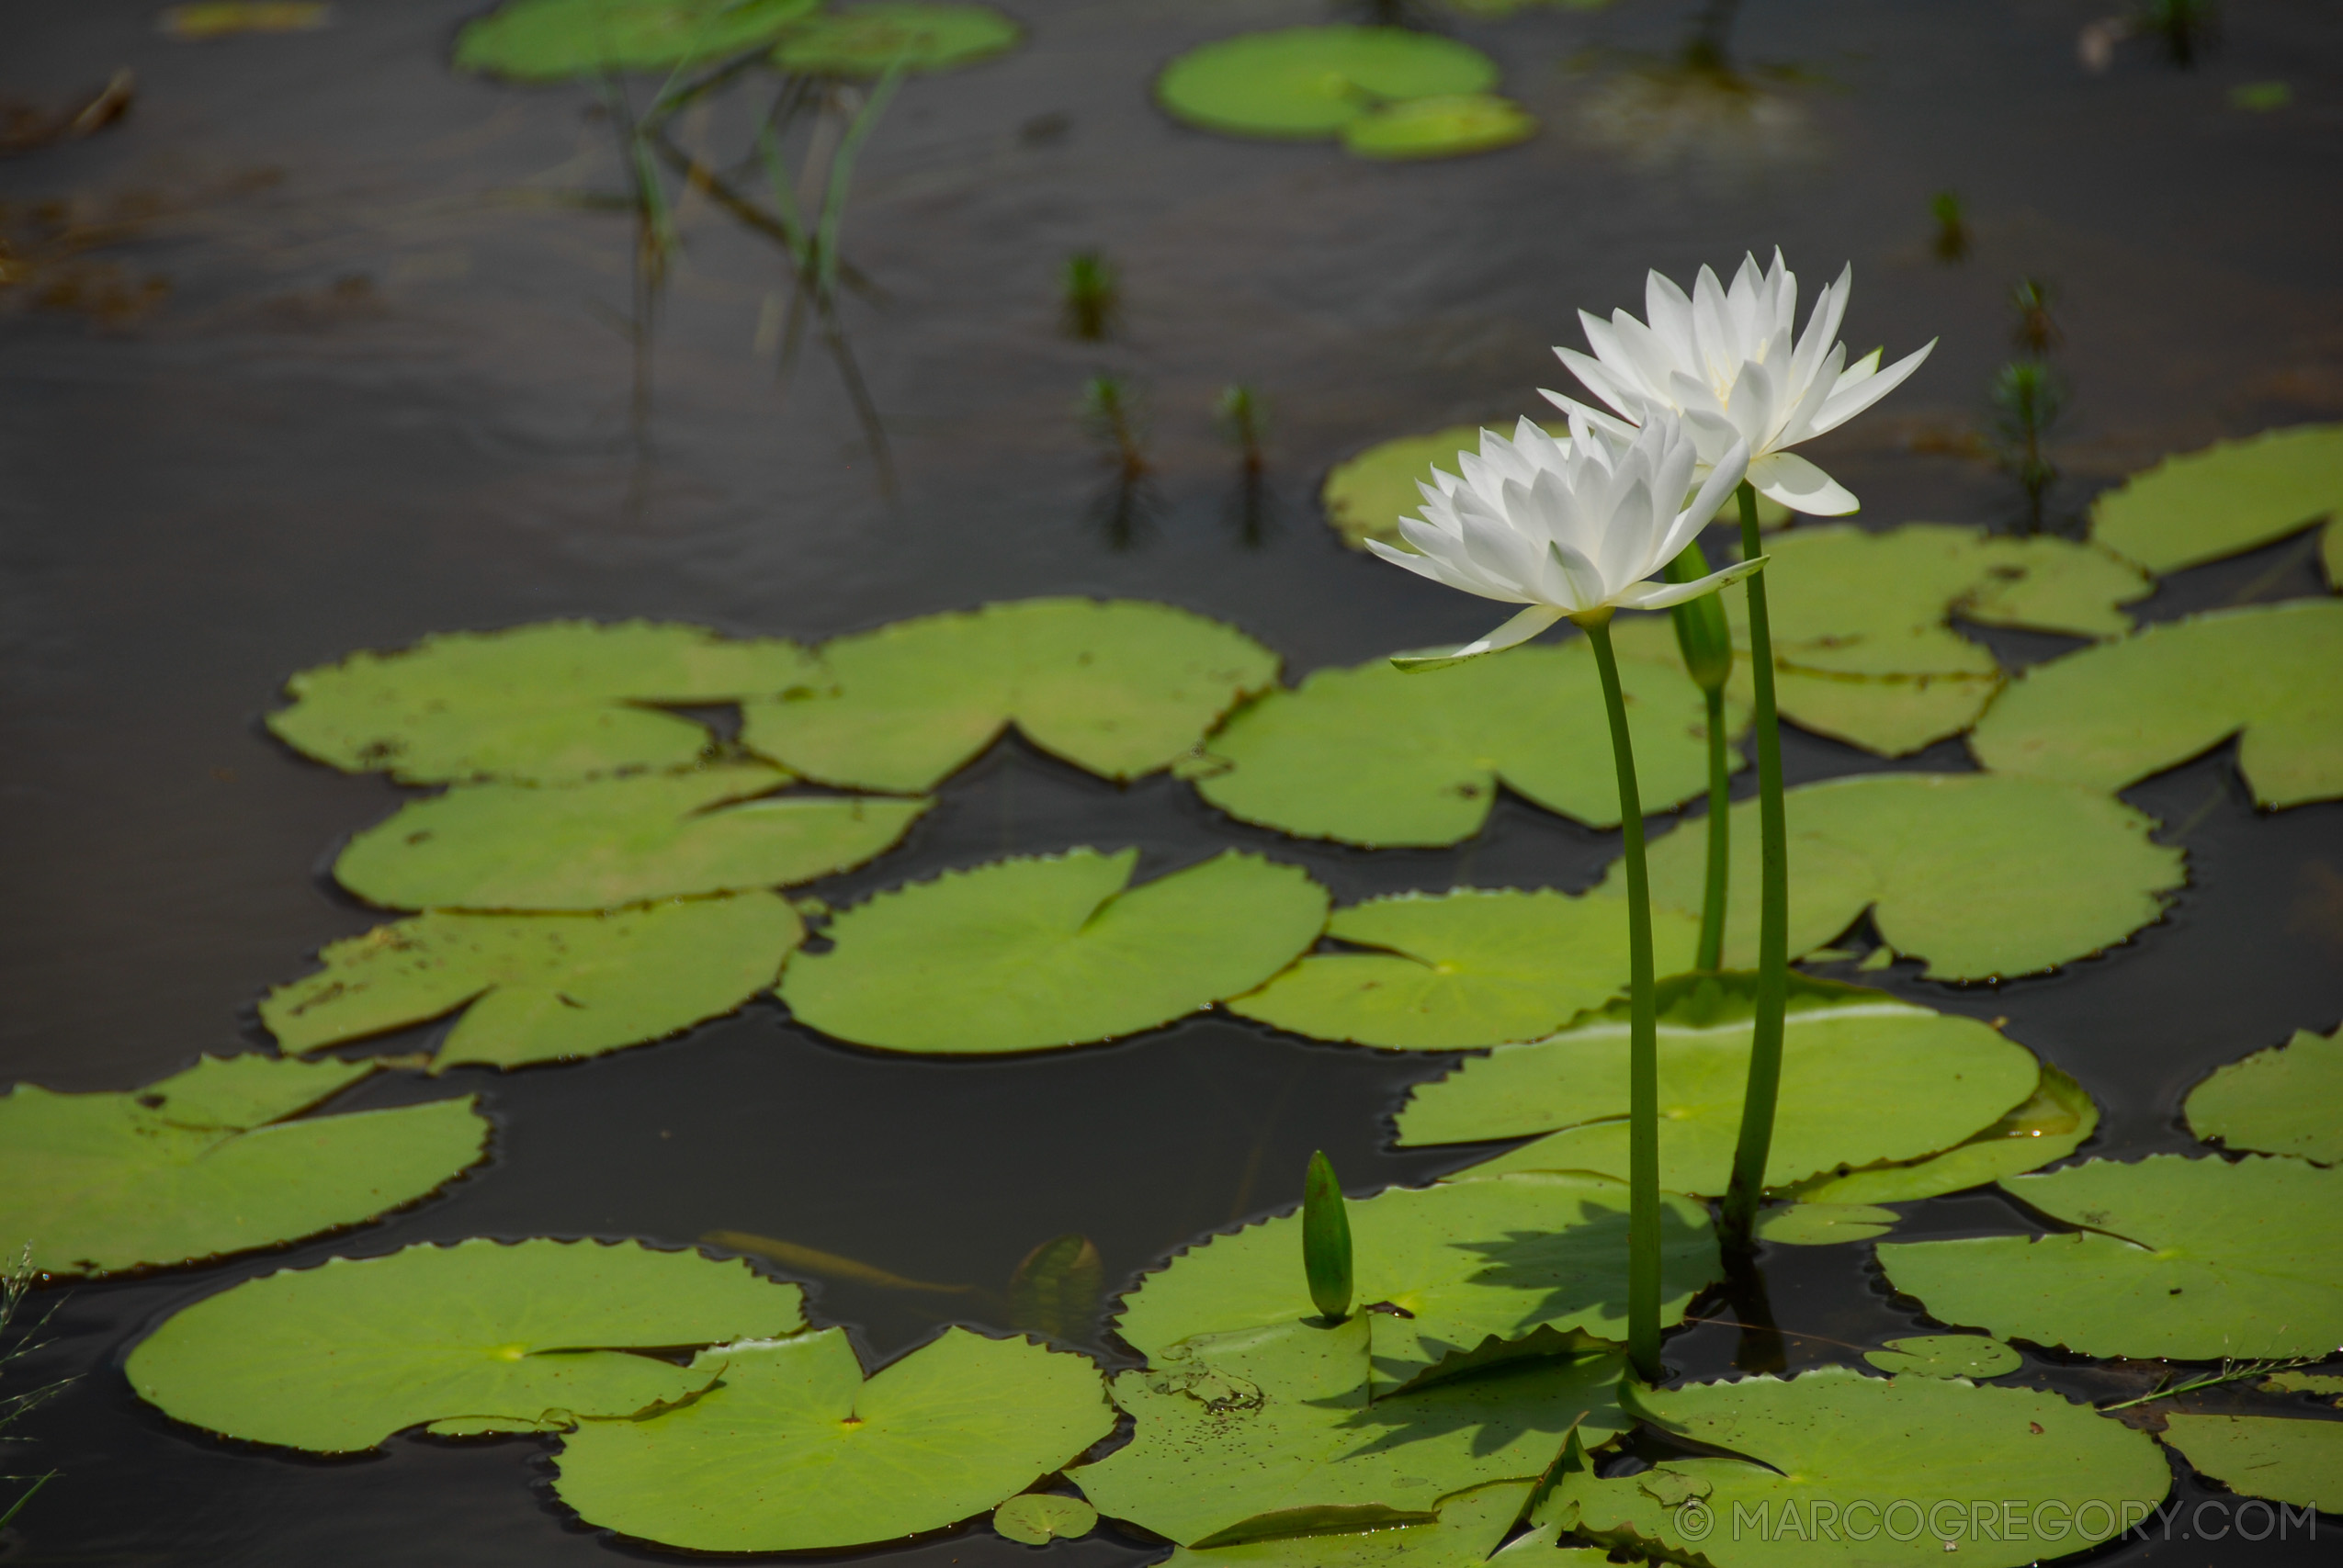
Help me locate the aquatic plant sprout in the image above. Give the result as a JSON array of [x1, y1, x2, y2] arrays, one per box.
[[1371, 407, 1754, 1382], [1367, 412, 1756, 667], [1544, 250, 1934, 516]]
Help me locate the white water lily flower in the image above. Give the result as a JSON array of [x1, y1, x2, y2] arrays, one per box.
[[1369, 412, 1759, 667], [1545, 250, 1934, 516]]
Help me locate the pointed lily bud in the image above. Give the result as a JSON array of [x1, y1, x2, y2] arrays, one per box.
[[1663, 540, 1735, 693], [1302, 1150, 1353, 1324]]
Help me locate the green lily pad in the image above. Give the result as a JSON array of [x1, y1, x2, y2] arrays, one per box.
[[1753, 1203, 1899, 1247], [2326, 517, 2343, 589], [1969, 600, 2343, 808], [1877, 1154, 2343, 1359], [261, 894, 803, 1071], [781, 849, 1327, 1054], [455, 0, 822, 80], [1553, 1367, 2169, 1568], [1189, 641, 1740, 847], [1621, 773, 2184, 980], [1112, 1172, 1719, 1389], [553, 1326, 1115, 1551], [334, 763, 929, 911], [1225, 888, 1700, 1050], [1862, 1335, 2021, 1379], [1072, 1314, 1624, 1548], [2159, 1415, 2343, 1509], [1662, 524, 2153, 757], [1398, 974, 2039, 1195], [1166, 1480, 1580, 1568], [1341, 95, 1536, 159], [994, 1493, 1098, 1544], [771, 3, 1020, 75], [268, 620, 822, 786], [2186, 1025, 2343, 1165], [740, 599, 1278, 794], [127, 1238, 808, 1452], [2261, 1370, 2343, 1398], [2090, 424, 2343, 573], [0, 1055, 487, 1276], [1791, 1064, 2100, 1204], [1157, 28, 1499, 141]]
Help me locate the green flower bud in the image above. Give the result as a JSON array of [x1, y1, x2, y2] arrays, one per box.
[[1664, 541, 1736, 693], [1302, 1150, 1353, 1324]]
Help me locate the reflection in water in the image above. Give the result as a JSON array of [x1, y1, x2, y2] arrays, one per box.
[[1217, 384, 1275, 549], [626, 60, 903, 492], [1930, 190, 1970, 265], [1060, 250, 1119, 342], [1081, 375, 1157, 550], [1574, 0, 1821, 170], [1721, 1247, 1789, 1376], [1992, 279, 2067, 531]]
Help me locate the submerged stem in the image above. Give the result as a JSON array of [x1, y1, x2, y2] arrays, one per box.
[[1720, 481, 1788, 1252], [1582, 615, 1662, 1383], [1698, 684, 1731, 972]]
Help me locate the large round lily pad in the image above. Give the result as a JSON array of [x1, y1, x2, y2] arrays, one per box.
[[2090, 424, 2343, 573], [1556, 1367, 2169, 1568], [771, 3, 1020, 76], [1620, 773, 2184, 980], [1227, 888, 1699, 1050], [1191, 641, 1739, 847], [456, 0, 821, 81], [2186, 1024, 2343, 1165], [552, 1327, 1115, 1551], [127, 1238, 808, 1452], [1968, 600, 2343, 808], [1341, 95, 1536, 160], [1157, 28, 1498, 140], [1791, 1064, 2100, 1204], [2159, 1414, 2343, 1509], [1398, 974, 2039, 1195], [262, 894, 803, 1071], [1112, 1172, 1719, 1388], [1627, 524, 2152, 758], [782, 849, 1328, 1053], [334, 763, 929, 911], [0, 1055, 486, 1276], [1877, 1154, 2343, 1359], [741, 599, 1279, 794], [1073, 1314, 1623, 1548], [267, 620, 821, 786]]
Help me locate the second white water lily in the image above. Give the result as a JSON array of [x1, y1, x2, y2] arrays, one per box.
[[1369, 411, 1758, 666], [1545, 249, 1933, 516]]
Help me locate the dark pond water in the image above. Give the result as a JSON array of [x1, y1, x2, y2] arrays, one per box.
[[4, 0, 2342, 1562]]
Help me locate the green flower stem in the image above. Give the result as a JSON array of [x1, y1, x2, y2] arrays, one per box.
[[1721, 480, 1789, 1253], [1661, 545, 1735, 971], [1698, 683, 1731, 973], [1580, 614, 1661, 1382]]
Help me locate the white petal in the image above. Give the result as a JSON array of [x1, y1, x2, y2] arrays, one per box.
[[1790, 263, 1851, 390], [1390, 604, 1567, 672], [1809, 339, 1937, 436], [1611, 555, 1768, 611], [1658, 437, 1749, 562], [1748, 449, 1860, 515], [1537, 389, 1639, 440], [1644, 269, 1699, 367]]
